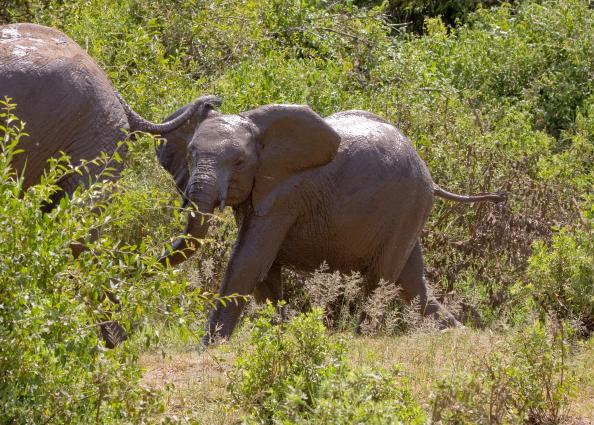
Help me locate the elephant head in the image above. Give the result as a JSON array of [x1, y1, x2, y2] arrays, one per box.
[[158, 102, 340, 266]]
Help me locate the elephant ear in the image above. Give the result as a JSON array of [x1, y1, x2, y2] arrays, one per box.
[[242, 104, 341, 211], [157, 100, 219, 194]]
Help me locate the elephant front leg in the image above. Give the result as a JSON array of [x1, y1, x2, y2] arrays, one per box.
[[202, 212, 295, 346]]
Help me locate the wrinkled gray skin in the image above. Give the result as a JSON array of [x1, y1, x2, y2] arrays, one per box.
[[158, 102, 505, 345], [0, 23, 219, 224]]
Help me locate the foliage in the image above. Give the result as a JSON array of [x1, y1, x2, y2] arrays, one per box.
[[431, 320, 576, 424], [0, 0, 53, 24], [355, 0, 506, 33], [441, 0, 594, 137], [0, 100, 215, 423], [230, 305, 425, 424], [287, 366, 426, 425], [229, 305, 342, 422], [287, 263, 435, 335], [528, 201, 594, 336]]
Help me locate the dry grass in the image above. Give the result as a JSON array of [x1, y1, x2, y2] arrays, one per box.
[[140, 327, 594, 423], [141, 346, 241, 424], [345, 328, 501, 410], [346, 329, 594, 423], [568, 338, 594, 422]]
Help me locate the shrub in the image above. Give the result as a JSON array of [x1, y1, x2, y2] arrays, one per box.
[[229, 305, 342, 421], [355, 0, 505, 34], [0, 100, 215, 423], [298, 263, 363, 330], [431, 320, 576, 424], [296, 366, 425, 425], [527, 201, 594, 336], [229, 305, 425, 424]]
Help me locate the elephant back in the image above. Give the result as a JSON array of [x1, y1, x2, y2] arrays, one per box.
[[0, 23, 128, 189]]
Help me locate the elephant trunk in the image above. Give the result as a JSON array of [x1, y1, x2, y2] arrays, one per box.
[[158, 193, 215, 267], [116, 92, 221, 135]]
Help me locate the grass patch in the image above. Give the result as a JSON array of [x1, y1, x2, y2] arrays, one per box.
[[141, 321, 594, 424]]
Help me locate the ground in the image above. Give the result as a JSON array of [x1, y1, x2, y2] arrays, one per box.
[[141, 328, 594, 424]]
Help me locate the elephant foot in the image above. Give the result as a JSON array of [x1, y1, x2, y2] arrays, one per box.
[[354, 311, 368, 335], [100, 320, 128, 349], [201, 318, 230, 348], [434, 309, 463, 330], [200, 329, 230, 348], [202, 299, 247, 347]]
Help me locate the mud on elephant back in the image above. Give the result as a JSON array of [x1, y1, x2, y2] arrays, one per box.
[[0, 22, 221, 347], [154, 101, 506, 347]]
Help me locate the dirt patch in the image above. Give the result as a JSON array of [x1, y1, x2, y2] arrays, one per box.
[[141, 349, 239, 423]]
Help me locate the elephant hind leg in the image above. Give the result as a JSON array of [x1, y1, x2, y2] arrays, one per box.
[[355, 242, 413, 335], [396, 241, 461, 327], [40, 172, 78, 213], [253, 262, 289, 323], [253, 262, 283, 304]]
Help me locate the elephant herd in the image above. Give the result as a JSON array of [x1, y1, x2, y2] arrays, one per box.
[[1, 23, 505, 346]]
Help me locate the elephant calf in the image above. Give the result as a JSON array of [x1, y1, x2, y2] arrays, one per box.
[[157, 102, 505, 345]]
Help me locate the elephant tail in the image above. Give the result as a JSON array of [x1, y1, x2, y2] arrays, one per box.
[[115, 92, 221, 135], [433, 184, 506, 204]]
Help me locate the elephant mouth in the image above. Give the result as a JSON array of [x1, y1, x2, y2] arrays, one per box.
[[224, 178, 254, 208], [184, 173, 247, 212]]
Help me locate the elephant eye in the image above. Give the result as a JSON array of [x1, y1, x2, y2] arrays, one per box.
[[235, 158, 244, 167]]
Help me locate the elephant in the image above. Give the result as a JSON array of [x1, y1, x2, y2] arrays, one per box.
[[0, 22, 220, 347], [157, 101, 506, 345], [0, 23, 219, 216]]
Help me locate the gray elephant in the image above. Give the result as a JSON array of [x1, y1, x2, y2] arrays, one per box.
[[0, 23, 220, 347], [0, 23, 219, 216], [157, 102, 505, 345]]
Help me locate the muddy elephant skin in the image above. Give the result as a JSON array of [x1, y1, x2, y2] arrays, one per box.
[[0, 23, 219, 207], [157, 102, 506, 345]]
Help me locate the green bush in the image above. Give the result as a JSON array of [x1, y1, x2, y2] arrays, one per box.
[[0, 100, 214, 423], [295, 366, 426, 425], [230, 305, 425, 424], [528, 202, 594, 335], [431, 320, 576, 424], [356, 0, 505, 34], [426, 0, 594, 136], [229, 305, 343, 422]]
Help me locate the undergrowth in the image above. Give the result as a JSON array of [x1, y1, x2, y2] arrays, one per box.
[[230, 305, 426, 425], [0, 100, 216, 423]]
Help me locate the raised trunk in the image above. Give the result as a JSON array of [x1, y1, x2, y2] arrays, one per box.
[[158, 197, 215, 267], [116, 93, 221, 135]]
